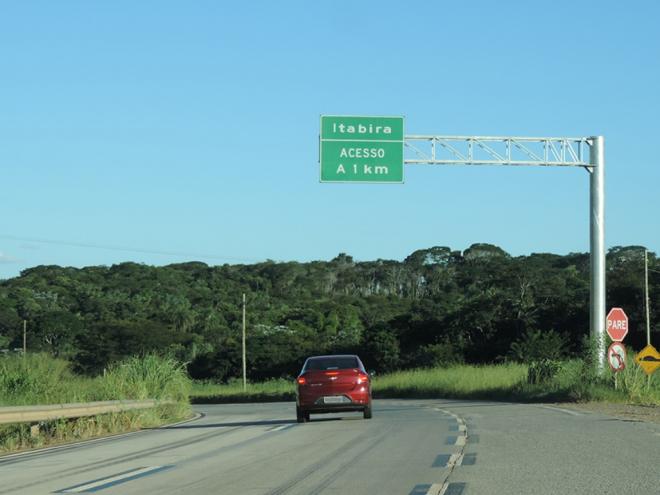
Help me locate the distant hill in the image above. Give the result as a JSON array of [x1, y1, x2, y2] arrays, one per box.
[[0, 244, 657, 380]]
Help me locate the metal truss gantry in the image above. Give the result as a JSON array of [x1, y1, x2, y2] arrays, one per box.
[[403, 135, 606, 371], [404, 135, 590, 167]]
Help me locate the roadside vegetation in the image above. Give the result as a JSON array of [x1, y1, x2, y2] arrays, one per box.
[[192, 378, 295, 403], [190, 357, 659, 406], [0, 243, 657, 452], [374, 359, 659, 404], [0, 245, 657, 384], [0, 353, 191, 454], [1, 350, 657, 455]]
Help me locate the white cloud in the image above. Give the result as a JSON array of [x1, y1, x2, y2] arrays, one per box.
[[0, 252, 21, 264]]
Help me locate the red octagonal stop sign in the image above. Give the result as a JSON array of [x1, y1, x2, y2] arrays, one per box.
[[606, 307, 628, 342]]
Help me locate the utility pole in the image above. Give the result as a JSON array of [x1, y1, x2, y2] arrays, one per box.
[[645, 249, 651, 346], [23, 320, 26, 355], [242, 293, 247, 392]]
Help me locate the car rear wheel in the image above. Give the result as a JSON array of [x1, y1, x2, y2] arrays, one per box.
[[296, 406, 309, 423], [363, 405, 372, 419]]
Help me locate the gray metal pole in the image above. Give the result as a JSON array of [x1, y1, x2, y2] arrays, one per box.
[[589, 136, 606, 372], [242, 293, 247, 392]]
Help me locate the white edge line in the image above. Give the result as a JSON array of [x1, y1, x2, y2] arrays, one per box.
[[539, 405, 583, 416], [61, 466, 165, 493], [270, 424, 294, 432]]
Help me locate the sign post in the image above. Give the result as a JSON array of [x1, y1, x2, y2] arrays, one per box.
[[606, 308, 628, 388], [320, 116, 404, 183], [318, 123, 607, 373], [607, 342, 626, 389]]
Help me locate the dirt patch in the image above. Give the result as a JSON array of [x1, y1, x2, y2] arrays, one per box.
[[557, 402, 660, 424]]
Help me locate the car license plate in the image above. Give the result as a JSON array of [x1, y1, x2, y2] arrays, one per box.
[[323, 396, 343, 404]]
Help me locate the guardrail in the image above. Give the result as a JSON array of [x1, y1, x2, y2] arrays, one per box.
[[0, 400, 164, 434]]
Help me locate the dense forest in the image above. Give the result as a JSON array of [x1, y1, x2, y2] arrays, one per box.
[[0, 244, 657, 381]]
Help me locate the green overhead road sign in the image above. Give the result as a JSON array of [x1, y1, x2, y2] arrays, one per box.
[[319, 115, 404, 183]]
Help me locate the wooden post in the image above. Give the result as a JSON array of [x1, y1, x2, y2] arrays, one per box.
[[242, 293, 247, 392], [645, 249, 651, 346]]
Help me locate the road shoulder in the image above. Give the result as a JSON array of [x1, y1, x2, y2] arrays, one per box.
[[555, 402, 660, 424]]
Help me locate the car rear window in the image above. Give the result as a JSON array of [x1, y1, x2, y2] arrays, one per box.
[[304, 356, 359, 371]]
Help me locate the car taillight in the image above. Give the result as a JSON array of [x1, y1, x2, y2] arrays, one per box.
[[357, 373, 369, 384], [324, 371, 339, 376], [297, 376, 306, 385]]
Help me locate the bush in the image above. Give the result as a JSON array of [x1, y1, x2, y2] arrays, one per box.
[[363, 325, 401, 372], [412, 342, 463, 368], [527, 359, 562, 384], [508, 328, 568, 363]]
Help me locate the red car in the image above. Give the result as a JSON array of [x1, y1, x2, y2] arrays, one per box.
[[295, 354, 372, 423]]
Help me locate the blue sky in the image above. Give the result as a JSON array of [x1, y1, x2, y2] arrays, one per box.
[[1, 1, 659, 279]]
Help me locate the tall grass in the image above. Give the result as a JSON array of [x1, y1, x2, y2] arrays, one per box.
[[0, 354, 88, 406], [0, 353, 192, 454], [615, 356, 660, 404], [101, 354, 191, 403], [190, 365, 530, 403], [373, 363, 528, 400], [190, 361, 659, 405]]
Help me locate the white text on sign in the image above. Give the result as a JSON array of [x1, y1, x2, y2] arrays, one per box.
[[335, 164, 390, 175], [339, 148, 386, 158], [608, 320, 627, 331]]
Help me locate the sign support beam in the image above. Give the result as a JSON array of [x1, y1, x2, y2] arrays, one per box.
[[404, 134, 606, 372]]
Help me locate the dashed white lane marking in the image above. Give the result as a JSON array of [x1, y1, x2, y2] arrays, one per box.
[[538, 405, 583, 416], [433, 407, 468, 444], [427, 406, 472, 495], [447, 453, 463, 467], [425, 482, 445, 494]]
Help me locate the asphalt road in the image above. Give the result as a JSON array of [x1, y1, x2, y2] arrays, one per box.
[[1, 400, 659, 494]]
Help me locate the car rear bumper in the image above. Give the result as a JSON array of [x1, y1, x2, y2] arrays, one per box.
[[301, 403, 368, 414], [297, 389, 371, 410]]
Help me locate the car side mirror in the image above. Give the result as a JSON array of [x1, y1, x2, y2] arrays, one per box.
[[368, 370, 376, 377]]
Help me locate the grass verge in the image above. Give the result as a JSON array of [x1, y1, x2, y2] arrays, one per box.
[[192, 378, 295, 403], [190, 360, 660, 406], [0, 353, 192, 454]]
